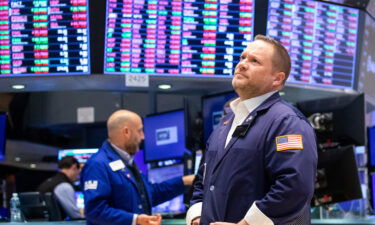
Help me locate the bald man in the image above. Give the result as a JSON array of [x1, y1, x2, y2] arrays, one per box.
[[81, 110, 195, 225]]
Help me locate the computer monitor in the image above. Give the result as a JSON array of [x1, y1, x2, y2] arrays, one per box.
[[369, 127, 375, 166], [312, 145, 362, 206], [143, 110, 189, 162], [0, 113, 6, 161], [202, 91, 238, 144], [104, 0, 255, 77], [147, 163, 185, 215], [297, 94, 365, 146], [58, 148, 98, 165], [0, 0, 90, 76], [266, 0, 361, 90]]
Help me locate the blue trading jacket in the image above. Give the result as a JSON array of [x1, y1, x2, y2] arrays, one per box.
[[191, 92, 317, 225], [81, 141, 185, 225]]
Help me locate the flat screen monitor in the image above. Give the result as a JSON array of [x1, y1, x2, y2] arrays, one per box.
[[148, 163, 185, 214], [0, 113, 6, 161], [312, 145, 362, 206], [0, 0, 90, 76], [369, 127, 375, 166], [297, 93, 365, 146], [266, 0, 360, 90], [202, 91, 238, 144], [144, 110, 188, 162], [58, 148, 98, 165], [103, 0, 255, 77]]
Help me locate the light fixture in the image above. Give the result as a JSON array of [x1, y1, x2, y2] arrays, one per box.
[[12, 84, 26, 90], [158, 84, 172, 90], [279, 91, 286, 96]]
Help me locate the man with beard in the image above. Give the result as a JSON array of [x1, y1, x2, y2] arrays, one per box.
[[81, 110, 195, 225], [186, 35, 317, 225]]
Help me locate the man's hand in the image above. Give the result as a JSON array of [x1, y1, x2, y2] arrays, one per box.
[[210, 219, 249, 225], [137, 214, 162, 225], [182, 174, 196, 185], [192, 217, 200, 225]]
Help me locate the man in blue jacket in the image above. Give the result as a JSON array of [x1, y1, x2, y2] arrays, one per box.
[[186, 35, 317, 225], [81, 110, 195, 225]]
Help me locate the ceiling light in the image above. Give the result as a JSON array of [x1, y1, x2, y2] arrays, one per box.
[[12, 84, 26, 90], [158, 84, 172, 90]]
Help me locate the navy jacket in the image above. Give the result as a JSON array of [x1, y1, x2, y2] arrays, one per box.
[[81, 141, 185, 225], [191, 92, 317, 225]]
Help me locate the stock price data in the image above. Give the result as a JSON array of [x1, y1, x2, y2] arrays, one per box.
[[0, 0, 90, 76], [104, 0, 254, 77], [267, 0, 359, 90]]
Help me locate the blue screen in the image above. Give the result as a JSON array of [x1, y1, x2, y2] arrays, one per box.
[[0, 113, 6, 161], [148, 164, 185, 214], [144, 110, 188, 162], [202, 92, 237, 143], [58, 148, 98, 164], [369, 127, 375, 166]]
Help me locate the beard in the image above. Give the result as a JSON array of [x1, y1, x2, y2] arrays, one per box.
[[124, 142, 139, 155]]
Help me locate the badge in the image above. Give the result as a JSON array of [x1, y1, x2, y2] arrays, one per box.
[[109, 159, 125, 171], [84, 180, 98, 190]]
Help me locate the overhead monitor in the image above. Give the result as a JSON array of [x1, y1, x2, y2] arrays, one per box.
[[202, 91, 238, 144], [0, 0, 90, 76], [144, 110, 189, 162], [104, 0, 255, 77], [266, 0, 360, 90], [148, 163, 185, 215], [0, 113, 6, 161], [58, 148, 98, 165]]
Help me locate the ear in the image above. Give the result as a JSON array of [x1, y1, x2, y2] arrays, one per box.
[[122, 126, 130, 138], [273, 71, 285, 88]]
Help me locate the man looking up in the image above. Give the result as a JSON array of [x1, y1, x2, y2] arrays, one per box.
[[186, 35, 317, 225]]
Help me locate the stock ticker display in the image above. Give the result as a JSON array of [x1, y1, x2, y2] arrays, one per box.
[[0, 0, 90, 76], [267, 0, 359, 89], [104, 0, 255, 77]]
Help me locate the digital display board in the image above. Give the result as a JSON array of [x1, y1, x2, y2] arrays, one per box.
[[104, 0, 255, 77], [267, 0, 360, 90], [0, 0, 90, 76], [0, 113, 6, 161]]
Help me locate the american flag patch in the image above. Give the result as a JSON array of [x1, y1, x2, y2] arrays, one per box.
[[276, 135, 303, 151]]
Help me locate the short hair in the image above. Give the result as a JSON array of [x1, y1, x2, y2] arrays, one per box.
[[58, 156, 80, 169], [254, 34, 291, 84]]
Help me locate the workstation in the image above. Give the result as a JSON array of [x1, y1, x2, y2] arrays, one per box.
[[0, 0, 375, 224]]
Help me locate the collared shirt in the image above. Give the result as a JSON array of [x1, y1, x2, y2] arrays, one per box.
[[225, 91, 277, 147], [110, 142, 138, 225], [110, 143, 134, 165]]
